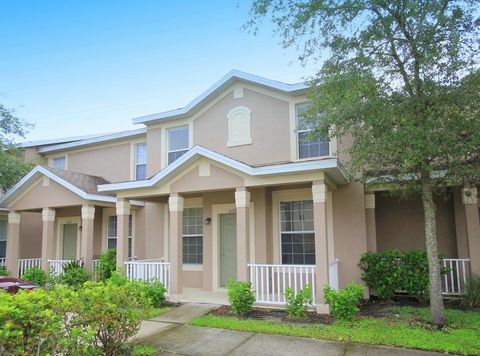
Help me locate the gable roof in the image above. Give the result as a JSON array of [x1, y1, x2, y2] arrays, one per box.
[[19, 133, 109, 148], [132, 70, 309, 125], [98, 145, 347, 193], [0, 166, 118, 207]]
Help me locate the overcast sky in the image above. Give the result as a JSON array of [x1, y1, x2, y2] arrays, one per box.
[[1, 0, 315, 141]]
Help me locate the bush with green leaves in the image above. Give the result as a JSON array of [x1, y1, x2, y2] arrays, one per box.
[[358, 249, 445, 301], [141, 279, 168, 308], [461, 274, 480, 309], [324, 282, 364, 322], [59, 259, 89, 288], [284, 284, 313, 319], [0, 267, 9, 276], [97, 248, 117, 281], [21, 267, 47, 286], [227, 279, 255, 316]]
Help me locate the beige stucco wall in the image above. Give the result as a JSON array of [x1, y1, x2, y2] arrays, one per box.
[[134, 207, 146, 259], [19, 212, 42, 259], [332, 183, 369, 288], [11, 179, 85, 211], [146, 127, 162, 177], [24, 147, 46, 165], [375, 192, 458, 257], [66, 142, 132, 182]]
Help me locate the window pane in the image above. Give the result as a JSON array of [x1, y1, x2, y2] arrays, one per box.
[[52, 157, 66, 169], [107, 238, 117, 250], [0, 241, 5, 258], [168, 150, 188, 165], [298, 132, 329, 159], [136, 164, 147, 180], [182, 208, 203, 264], [168, 126, 189, 151], [128, 237, 133, 258], [135, 143, 147, 164], [107, 216, 117, 238], [0, 220, 6, 241], [280, 200, 315, 265]]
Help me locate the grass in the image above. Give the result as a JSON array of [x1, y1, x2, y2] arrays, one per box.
[[189, 307, 480, 355], [143, 306, 173, 319]]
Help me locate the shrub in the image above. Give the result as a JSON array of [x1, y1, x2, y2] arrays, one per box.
[[0, 267, 9, 276], [140, 279, 168, 308], [97, 248, 117, 281], [227, 279, 255, 316], [324, 282, 364, 322], [60, 259, 89, 288], [358, 249, 445, 301], [106, 269, 129, 286], [284, 284, 313, 319], [21, 267, 47, 286], [461, 274, 480, 308]]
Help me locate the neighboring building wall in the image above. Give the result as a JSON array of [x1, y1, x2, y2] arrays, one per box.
[[24, 147, 46, 165], [64, 142, 133, 182], [375, 192, 458, 257]]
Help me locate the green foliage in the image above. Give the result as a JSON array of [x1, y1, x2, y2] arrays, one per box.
[[140, 279, 168, 308], [21, 267, 47, 286], [226, 279, 255, 316], [324, 282, 364, 322], [106, 269, 129, 286], [0, 267, 9, 276], [97, 248, 117, 281], [0, 281, 151, 356], [60, 264, 89, 288], [461, 274, 480, 309], [284, 284, 313, 319], [358, 249, 444, 302]]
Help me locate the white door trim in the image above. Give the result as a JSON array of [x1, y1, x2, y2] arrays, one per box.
[[56, 216, 81, 260]]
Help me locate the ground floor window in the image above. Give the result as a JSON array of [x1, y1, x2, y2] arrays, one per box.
[[280, 200, 315, 265], [182, 207, 203, 264], [0, 220, 6, 258], [107, 215, 133, 258]]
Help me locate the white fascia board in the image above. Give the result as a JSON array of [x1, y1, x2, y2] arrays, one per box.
[[38, 128, 147, 154], [19, 133, 108, 148], [98, 146, 345, 193], [132, 70, 308, 125]]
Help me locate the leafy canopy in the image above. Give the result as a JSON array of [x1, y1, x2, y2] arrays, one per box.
[[248, 0, 480, 189]]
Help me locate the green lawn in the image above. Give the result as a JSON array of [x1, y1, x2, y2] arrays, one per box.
[[189, 307, 480, 355], [143, 306, 173, 320]]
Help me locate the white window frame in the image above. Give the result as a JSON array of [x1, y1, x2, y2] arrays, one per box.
[[167, 125, 189, 165], [49, 155, 68, 169], [295, 102, 331, 160], [134, 142, 147, 180], [103, 209, 134, 258], [182, 206, 204, 267]]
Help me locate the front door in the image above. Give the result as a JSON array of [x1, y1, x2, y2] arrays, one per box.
[[220, 213, 236, 287], [62, 223, 78, 260]]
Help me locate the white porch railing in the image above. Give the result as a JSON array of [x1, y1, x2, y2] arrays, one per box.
[[442, 258, 470, 296], [124, 260, 171, 295], [18, 258, 42, 277], [48, 260, 73, 276], [0, 257, 6, 268], [248, 264, 317, 305]]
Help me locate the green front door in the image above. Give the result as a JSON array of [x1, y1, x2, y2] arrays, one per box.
[[62, 223, 78, 260], [220, 213, 237, 287]]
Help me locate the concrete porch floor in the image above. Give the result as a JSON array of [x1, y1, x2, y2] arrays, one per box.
[[168, 288, 229, 305]]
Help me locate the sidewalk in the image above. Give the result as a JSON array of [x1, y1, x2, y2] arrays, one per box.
[[136, 303, 443, 356]]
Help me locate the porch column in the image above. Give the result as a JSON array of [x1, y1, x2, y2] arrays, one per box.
[[116, 199, 130, 269], [364, 193, 377, 252], [6, 212, 21, 277], [41, 208, 55, 272], [235, 187, 250, 281], [81, 205, 95, 272], [462, 187, 480, 275], [312, 181, 330, 314], [169, 193, 184, 294]]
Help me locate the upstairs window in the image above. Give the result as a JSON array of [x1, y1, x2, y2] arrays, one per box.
[[280, 200, 315, 265], [0, 220, 6, 258], [135, 143, 147, 180], [52, 156, 66, 169], [296, 103, 329, 159], [168, 126, 189, 164]]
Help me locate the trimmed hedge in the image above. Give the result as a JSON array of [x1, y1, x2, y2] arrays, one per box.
[[358, 249, 444, 302]]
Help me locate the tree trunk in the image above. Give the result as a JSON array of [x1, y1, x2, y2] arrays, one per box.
[[421, 174, 445, 327]]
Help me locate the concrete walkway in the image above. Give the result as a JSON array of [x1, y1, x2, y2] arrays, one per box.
[[136, 303, 443, 356]]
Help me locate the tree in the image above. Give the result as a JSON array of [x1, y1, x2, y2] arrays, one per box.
[[0, 103, 33, 192], [248, 0, 480, 326]]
